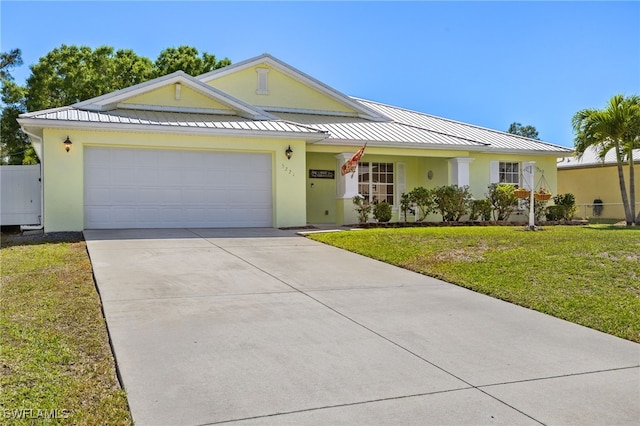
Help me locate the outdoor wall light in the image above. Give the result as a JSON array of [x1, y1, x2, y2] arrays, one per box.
[[285, 145, 293, 160], [63, 136, 72, 152]]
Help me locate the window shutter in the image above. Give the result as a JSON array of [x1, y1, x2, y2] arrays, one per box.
[[490, 161, 499, 183], [397, 163, 406, 195], [397, 162, 406, 207]]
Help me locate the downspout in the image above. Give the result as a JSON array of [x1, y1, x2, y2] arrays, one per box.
[[19, 129, 44, 231]]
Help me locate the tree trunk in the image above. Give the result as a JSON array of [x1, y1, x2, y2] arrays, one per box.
[[615, 145, 633, 225], [629, 156, 637, 224]]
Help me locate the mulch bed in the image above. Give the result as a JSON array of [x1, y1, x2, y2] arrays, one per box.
[[348, 220, 589, 229]]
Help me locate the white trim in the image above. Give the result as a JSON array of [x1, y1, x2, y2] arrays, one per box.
[[116, 103, 238, 115], [335, 153, 359, 199], [358, 161, 395, 205], [449, 157, 474, 187], [16, 117, 329, 141]]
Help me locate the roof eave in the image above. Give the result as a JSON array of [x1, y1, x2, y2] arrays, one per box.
[[16, 118, 328, 142], [312, 138, 481, 151]]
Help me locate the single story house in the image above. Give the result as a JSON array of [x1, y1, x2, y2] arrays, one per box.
[[18, 53, 572, 232], [558, 146, 640, 220]]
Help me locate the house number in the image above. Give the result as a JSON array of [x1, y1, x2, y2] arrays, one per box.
[[281, 163, 295, 176]]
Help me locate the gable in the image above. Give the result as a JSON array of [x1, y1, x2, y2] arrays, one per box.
[[206, 62, 358, 115], [121, 84, 235, 112], [70, 71, 274, 119]]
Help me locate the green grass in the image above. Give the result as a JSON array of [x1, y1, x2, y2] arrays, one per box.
[[0, 236, 132, 425], [309, 226, 640, 343]]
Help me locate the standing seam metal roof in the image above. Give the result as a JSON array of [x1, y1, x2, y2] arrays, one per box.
[[22, 107, 325, 134], [274, 113, 485, 147], [354, 98, 572, 152], [20, 97, 573, 153]]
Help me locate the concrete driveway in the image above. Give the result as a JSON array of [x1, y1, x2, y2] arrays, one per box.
[[84, 228, 639, 425]]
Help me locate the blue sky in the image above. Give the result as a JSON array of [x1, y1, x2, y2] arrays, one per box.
[[2, 1, 639, 147]]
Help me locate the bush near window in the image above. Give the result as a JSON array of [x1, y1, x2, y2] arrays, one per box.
[[470, 199, 493, 221], [433, 185, 473, 222], [487, 183, 518, 222], [372, 201, 392, 222], [352, 195, 372, 224], [408, 187, 436, 221], [399, 192, 416, 222]]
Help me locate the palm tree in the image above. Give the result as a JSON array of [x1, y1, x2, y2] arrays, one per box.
[[572, 95, 640, 225]]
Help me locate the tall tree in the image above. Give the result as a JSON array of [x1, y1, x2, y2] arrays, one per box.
[[1, 49, 33, 164], [153, 46, 231, 77], [572, 94, 640, 225], [2, 44, 231, 164], [507, 122, 540, 140], [26, 45, 154, 111], [0, 48, 23, 80]]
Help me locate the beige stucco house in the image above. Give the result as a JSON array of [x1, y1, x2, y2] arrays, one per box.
[[558, 146, 640, 220], [18, 54, 571, 232]]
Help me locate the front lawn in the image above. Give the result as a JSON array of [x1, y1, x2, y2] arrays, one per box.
[[308, 226, 640, 343], [0, 234, 132, 425]]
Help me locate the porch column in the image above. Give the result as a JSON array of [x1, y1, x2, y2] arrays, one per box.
[[449, 157, 475, 186], [335, 153, 359, 225]]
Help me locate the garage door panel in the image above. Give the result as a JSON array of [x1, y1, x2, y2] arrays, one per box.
[[84, 147, 273, 228]]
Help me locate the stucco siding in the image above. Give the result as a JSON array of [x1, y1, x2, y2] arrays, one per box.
[[121, 84, 235, 111], [207, 64, 357, 114], [42, 128, 307, 231], [558, 165, 639, 219]]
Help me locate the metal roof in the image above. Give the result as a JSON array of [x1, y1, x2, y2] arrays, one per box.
[[355, 98, 572, 153], [275, 113, 485, 147], [558, 146, 640, 169], [21, 107, 324, 135]]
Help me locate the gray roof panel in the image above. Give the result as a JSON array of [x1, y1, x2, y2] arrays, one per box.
[[275, 113, 484, 147], [23, 107, 323, 135], [355, 98, 572, 153]]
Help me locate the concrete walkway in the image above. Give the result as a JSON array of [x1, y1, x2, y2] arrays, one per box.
[[84, 228, 639, 425]]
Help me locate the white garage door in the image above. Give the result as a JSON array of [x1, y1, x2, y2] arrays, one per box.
[[84, 147, 272, 229]]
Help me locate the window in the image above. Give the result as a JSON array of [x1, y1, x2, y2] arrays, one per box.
[[499, 162, 519, 184], [358, 162, 394, 204]]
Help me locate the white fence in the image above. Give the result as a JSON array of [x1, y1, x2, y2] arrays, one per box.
[[0, 165, 42, 226]]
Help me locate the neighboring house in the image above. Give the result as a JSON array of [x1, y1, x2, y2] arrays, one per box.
[[558, 146, 640, 220], [18, 53, 571, 232]]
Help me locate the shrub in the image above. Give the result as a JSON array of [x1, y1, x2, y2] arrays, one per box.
[[545, 205, 564, 221], [552, 193, 577, 220], [399, 193, 415, 222], [487, 183, 518, 222], [408, 187, 436, 221], [372, 201, 392, 222], [433, 185, 472, 222], [522, 198, 550, 223], [470, 199, 493, 221], [352, 195, 372, 224]]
